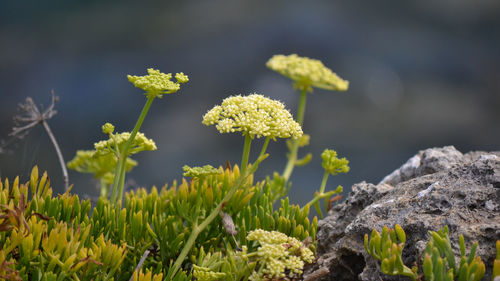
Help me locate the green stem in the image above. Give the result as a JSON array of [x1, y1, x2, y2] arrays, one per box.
[[252, 137, 271, 172], [109, 133, 121, 202], [100, 178, 108, 198], [110, 95, 155, 204], [296, 89, 308, 126], [319, 171, 329, 194], [282, 90, 307, 181], [302, 171, 329, 210], [240, 134, 252, 175], [259, 137, 270, 159], [109, 156, 122, 203]]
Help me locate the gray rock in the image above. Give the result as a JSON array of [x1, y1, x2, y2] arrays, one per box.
[[314, 147, 500, 281], [380, 146, 465, 186]]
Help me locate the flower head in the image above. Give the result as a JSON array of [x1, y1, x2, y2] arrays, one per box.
[[192, 265, 227, 281], [321, 149, 350, 176], [246, 229, 315, 281], [266, 54, 349, 92], [182, 165, 222, 178], [94, 131, 157, 157], [202, 94, 303, 140], [67, 150, 137, 184], [127, 68, 188, 98]]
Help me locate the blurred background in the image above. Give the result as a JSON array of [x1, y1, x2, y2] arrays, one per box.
[[1, 0, 499, 206]]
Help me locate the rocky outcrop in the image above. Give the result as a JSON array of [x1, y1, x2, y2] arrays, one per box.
[[312, 146, 500, 281]]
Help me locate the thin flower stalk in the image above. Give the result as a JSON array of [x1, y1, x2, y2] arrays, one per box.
[[282, 89, 307, 181], [111, 96, 154, 205], [108, 68, 188, 204], [266, 54, 348, 182], [302, 149, 349, 218]]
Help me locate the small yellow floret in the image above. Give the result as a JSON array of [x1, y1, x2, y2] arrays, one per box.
[[202, 94, 303, 140], [102, 123, 115, 134], [127, 68, 188, 98], [266, 54, 349, 92], [175, 72, 189, 83]]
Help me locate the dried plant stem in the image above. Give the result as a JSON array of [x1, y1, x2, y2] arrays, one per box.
[[303, 267, 329, 281], [41, 120, 69, 191], [8, 93, 69, 191], [129, 249, 151, 281]]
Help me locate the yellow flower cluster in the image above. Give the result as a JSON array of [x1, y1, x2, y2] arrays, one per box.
[[67, 150, 137, 184], [127, 68, 189, 98], [94, 132, 157, 157], [202, 94, 303, 140], [246, 229, 314, 281], [182, 164, 222, 178], [192, 265, 227, 281], [321, 149, 350, 176], [266, 54, 349, 92]]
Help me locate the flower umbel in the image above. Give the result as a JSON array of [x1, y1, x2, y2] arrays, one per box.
[[127, 68, 189, 98], [192, 265, 226, 281], [94, 131, 157, 157], [246, 229, 314, 281], [67, 150, 137, 184], [202, 94, 303, 140], [266, 54, 349, 92], [321, 149, 350, 176], [182, 165, 222, 178]]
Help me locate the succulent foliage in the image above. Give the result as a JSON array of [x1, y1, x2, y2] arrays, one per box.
[[4, 56, 351, 280], [0, 166, 315, 280], [364, 225, 500, 281]]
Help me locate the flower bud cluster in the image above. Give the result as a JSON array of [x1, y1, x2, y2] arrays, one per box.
[[321, 149, 350, 176], [127, 68, 188, 98], [67, 150, 137, 184], [94, 131, 157, 157], [182, 165, 222, 178], [192, 265, 227, 281], [266, 54, 349, 92], [246, 229, 314, 281], [202, 94, 303, 140]]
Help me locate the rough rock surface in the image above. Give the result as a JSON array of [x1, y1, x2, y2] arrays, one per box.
[[312, 146, 500, 281]]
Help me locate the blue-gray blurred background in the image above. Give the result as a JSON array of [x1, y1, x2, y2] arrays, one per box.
[[1, 1, 499, 206]]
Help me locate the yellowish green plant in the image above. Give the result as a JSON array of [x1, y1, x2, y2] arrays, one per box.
[[0, 163, 315, 280], [266, 54, 349, 182], [3, 55, 351, 281], [364, 224, 417, 281], [303, 149, 349, 218], [67, 150, 137, 197], [163, 93, 304, 279], [493, 241, 500, 281], [111, 68, 188, 205], [365, 225, 499, 281]]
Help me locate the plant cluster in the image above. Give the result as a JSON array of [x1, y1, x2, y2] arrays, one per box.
[[364, 225, 500, 281], [1, 54, 350, 280]]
